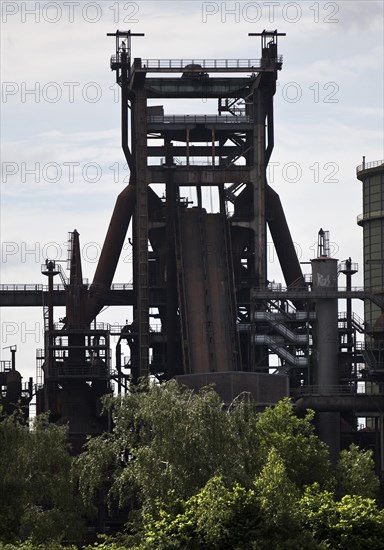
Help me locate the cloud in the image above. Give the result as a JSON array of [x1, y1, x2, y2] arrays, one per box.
[[1, 128, 125, 197], [337, 0, 383, 31], [0, 0, 382, 379]]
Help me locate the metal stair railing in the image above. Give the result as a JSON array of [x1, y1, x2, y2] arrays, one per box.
[[254, 334, 308, 367], [254, 311, 308, 344], [338, 311, 366, 334]]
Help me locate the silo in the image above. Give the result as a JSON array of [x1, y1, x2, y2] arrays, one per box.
[[356, 159, 384, 344]]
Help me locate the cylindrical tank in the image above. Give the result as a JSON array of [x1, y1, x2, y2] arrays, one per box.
[[356, 159, 384, 346], [5, 370, 22, 404]]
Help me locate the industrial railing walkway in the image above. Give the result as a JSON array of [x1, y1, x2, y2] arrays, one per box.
[[148, 115, 252, 124], [292, 385, 364, 396], [113, 56, 283, 72], [0, 282, 133, 292], [356, 158, 384, 174], [142, 58, 263, 69]]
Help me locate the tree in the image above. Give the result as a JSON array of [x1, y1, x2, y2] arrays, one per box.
[[75, 383, 384, 548], [336, 443, 380, 499], [139, 469, 325, 550], [139, 476, 262, 550], [254, 448, 300, 531], [75, 382, 334, 538], [0, 411, 28, 542], [253, 398, 332, 489], [252, 448, 322, 550], [76, 381, 241, 513], [300, 483, 384, 550], [0, 412, 85, 545]]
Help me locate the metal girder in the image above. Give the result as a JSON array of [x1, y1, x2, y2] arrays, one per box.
[[148, 166, 250, 185], [144, 78, 253, 98]]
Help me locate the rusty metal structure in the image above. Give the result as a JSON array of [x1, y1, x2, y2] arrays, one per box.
[[1, 32, 384, 471], [0, 345, 32, 419]]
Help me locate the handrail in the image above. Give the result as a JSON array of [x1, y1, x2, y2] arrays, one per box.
[[355, 342, 384, 351], [0, 284, 65, 292], [0, 282, 133, 292], [252, 284, 384, 293], [338, 310, 365, 326], [0, 360, 12, 372], [357, 210, 384, 223], [110, 283, 133, 290], [292, 385, 362, 396], [141, 58, 263, 69], [52, 322, 112, 331], [356, 159, 384, 174], [1, 283, 382, 296], [338, 261, 359, 273], [148, 115, 252, 124], [111, 55, 283, 71]]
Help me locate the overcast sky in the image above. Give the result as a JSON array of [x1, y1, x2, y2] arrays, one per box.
[[1, 0, 383, 383]]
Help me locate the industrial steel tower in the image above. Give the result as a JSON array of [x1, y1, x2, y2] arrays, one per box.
[[101, 30, 308, 396], [1, 34, 384, 471]]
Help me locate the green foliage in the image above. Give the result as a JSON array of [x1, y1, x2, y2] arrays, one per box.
[[254, 398, 332, 488], [75, 384, 333, 527], [254, 447, 300, 530], [0, 412, 28, 542], [3, 386, 383, 549], [139, 476, 261, 549], [0, 541, 77, 549], [74, 431, 117, 510], [139, 474, 326, 550], [336, 443, 380, 499], [82, 533, 133, 549], [76, 381, 244, 513], [300, 483, 384, 549], [0, 413, 85, 545]]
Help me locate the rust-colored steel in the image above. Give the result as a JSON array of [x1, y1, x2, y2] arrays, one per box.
[[66, 230, 88, 328], [266, 185, 305, 288], [179, 209, 237, 374], [86, 181, 136, 322]]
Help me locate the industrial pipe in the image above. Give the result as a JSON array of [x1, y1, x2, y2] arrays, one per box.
[[266, 185, 305, 288], [295, 394, 384, 413], [86, 180, 136, 322]]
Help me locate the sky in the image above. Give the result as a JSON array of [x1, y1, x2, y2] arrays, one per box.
[[0, 0, 383, 386]]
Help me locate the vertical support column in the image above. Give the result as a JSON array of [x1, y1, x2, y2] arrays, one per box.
[[115, 340, 122, 394], [312, 257, 340, 464], [165, 141, 178, 378], [249, 80, 268, 372], [42, 260, 59, 375], [253, 86, 267, 289], [219, 183, 241, 370], [133, 87, 149, 380], [186, 128, 190, 166], [10, 347, 16, 371]]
